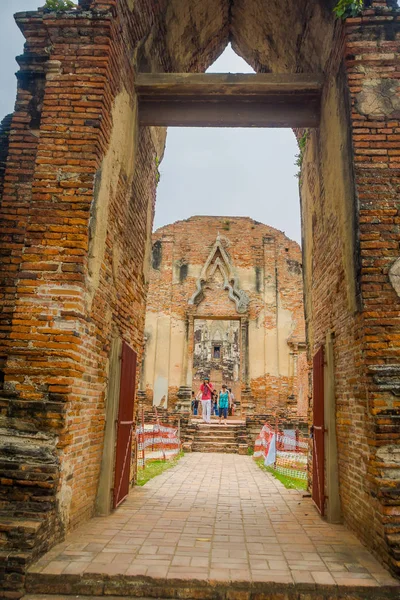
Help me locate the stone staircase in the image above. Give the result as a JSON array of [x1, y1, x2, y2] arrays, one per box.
[[192, 421, 248, 453]]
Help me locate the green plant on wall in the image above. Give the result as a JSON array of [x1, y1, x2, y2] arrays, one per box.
[[44, 0, 76, 10], [295, 130, 308, 180], [333, 0, 364, 19]]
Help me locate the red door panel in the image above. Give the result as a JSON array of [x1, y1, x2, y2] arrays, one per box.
[[312, 346, 325, 516], [114, 342, 137, 509]]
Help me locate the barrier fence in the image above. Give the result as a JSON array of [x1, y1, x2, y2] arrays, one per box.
[[254, 422, 308, 481], [136, 410, 181, 468]]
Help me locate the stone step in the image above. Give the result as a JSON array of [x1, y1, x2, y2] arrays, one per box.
[[195, 431, 237, 438], [196, 421, 239, 431], [195, 426, 241, 432], [0, 516, 44, 550], [24, 597, 158, 600], [194, 440, 237, 447], [191, 418, 245, 422], [193, 438, 238, 446], [196, 441, 240, 446], [192, 444, 239, 453], [197, 421, 243, 424], [191, 418, 245, 454], [193, 438, 237, 446], [24, 575, 400, 600], [192, 448, 239, 454], [196, 421, 244, 430], [195, 434, 239, 437]]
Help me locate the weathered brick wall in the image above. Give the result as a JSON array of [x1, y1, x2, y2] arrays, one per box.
[[0, 13, 62, 594], [301, 54, 374, 568], [142, 217, 308, 417], [0, 5, 160, 595], [300, 0, 400, 575], [0, 115, 12, 205], [0, 113, 12, 374], [345, 1, 400, 573], [0, 8, 49, 374]]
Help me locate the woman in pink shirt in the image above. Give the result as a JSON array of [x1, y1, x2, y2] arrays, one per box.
[[199, 376, 213, 423]]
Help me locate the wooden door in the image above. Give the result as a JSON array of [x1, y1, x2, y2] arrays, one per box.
[[113, 342, 137, 509], [312, 346, 325, 515]]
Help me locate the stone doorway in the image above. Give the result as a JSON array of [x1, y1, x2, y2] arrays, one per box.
[[0, 1, 399, 595], [193, 318, 241, 408]]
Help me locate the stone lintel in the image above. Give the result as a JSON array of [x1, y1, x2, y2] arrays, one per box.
[[136, 73, 323, 128]]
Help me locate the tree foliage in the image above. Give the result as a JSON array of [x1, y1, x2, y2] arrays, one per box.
[[44, 0, 76, 10], [333, 0, 364, 19]]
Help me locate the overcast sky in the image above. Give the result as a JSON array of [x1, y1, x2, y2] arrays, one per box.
[[155, 47, 301, 243], [1, 2, 301, 244]]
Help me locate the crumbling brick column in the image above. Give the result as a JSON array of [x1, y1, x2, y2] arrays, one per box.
[[0, 13, 58, 596], [345, 0, 400, 574], [0, 11, 50, 374]]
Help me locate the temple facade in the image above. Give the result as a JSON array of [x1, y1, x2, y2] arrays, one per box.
[[140, 216, 309, 418]]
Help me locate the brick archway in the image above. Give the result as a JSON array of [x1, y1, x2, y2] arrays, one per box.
[[0, 0, 399, 594]]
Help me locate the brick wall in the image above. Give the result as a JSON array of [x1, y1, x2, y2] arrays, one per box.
[[0, 0, 399, 594], [300, 0, 400, 575], [0, 5, 160, 595], [0, 7, 49, 373], [345, 1, 400, 574]]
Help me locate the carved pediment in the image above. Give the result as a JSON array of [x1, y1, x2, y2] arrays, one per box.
[[188, 233, 249, 314]]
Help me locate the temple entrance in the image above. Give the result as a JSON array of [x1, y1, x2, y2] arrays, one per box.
[[193, 318, 241, 408], [1, 1, 399, 595]]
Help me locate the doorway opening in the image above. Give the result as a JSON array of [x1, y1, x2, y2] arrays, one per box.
[[193, 318, 241, 406], [139, 45, 308, 426]]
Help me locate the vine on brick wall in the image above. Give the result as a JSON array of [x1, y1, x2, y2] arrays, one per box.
[[334, 0, 364, 19], [295, 130, 309, 180]]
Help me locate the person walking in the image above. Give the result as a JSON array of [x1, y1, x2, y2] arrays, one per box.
[[213, 392, 219, 416], [218, 384, 229, 425], [199, 376, 213, 423]]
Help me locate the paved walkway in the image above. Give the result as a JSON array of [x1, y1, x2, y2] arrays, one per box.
[[29, 454, 398, 587]]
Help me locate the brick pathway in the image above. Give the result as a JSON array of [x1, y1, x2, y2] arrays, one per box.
[[29, 454, 398, 587]]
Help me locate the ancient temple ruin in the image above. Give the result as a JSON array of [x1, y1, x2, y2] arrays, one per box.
[[140, 217, 308, 418]]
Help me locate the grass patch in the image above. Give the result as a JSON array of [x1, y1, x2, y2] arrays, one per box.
[[254, 457, 308, 491], [136, 452, 184, 486]]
